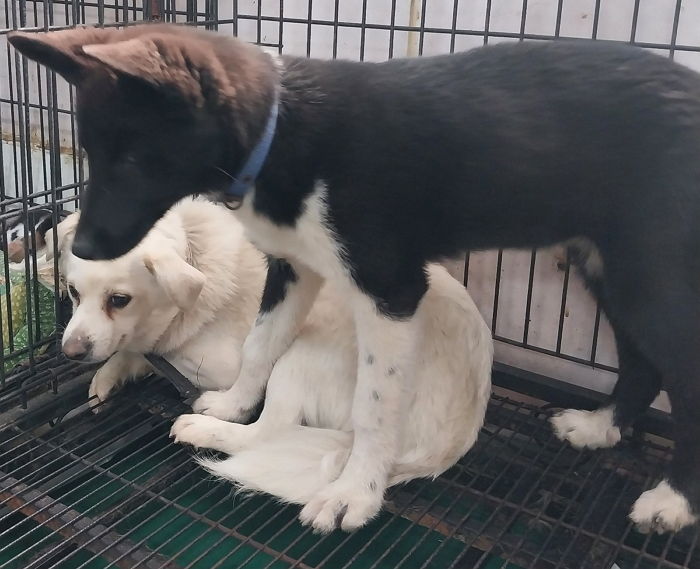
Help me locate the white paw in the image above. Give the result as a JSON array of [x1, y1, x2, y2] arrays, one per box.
[[299, 479, 383, 533], [191, 390, 254, 422], [88, 375, 118, 412], [630, 480, 697, 534], [170, 414, 229, 449], [550, 407, 621, 449]]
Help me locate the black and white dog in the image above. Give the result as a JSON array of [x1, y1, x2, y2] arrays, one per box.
[[2, 205, 70, 263], [10, 24, 700, 534]]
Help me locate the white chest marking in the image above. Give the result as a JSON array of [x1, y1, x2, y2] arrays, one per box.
[[235, 182, 350, 284]]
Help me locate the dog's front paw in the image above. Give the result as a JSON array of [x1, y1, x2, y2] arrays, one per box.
[[170, 414, 228, 449], [299, 479, 383, 533], [550, 407, 621, 449], [88, 374, 118, 413], [192, 390, 255, 422], [630, 480, 697, 534]]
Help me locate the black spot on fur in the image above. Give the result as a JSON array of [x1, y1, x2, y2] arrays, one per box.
[[372, 390, 380, 401], [386, 367, 396, 376], [259, 257, 298, 314], [369, 480, 377, 492], [366, 354, 375, 365]]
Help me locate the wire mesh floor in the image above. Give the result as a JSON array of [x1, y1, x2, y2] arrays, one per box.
[[0, 375, 698, 569]]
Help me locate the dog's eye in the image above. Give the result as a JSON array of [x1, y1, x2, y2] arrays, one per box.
[[68, 284, 80, 303], [109, 294, 132, 309]]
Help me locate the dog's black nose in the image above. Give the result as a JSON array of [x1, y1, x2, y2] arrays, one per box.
[[71, 235, 100, 260], [63, 337, 93, 361]]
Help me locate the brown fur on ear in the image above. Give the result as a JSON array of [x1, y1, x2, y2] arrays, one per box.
[[83, 38, 173, 86], [8, 27, 113, 83], [82, 35, 227, 106]]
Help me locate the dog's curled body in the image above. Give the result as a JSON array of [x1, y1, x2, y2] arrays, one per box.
[[57, 196, 492, 504], [175, 264, 492, 504]]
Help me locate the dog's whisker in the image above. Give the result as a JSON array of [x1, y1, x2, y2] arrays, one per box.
[[214, 166, 235, 181]]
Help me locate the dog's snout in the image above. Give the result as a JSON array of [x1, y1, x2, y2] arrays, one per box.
[[63, 336, 93, 361], [71, 223, 144, 260], [71, 234, 101, 261]]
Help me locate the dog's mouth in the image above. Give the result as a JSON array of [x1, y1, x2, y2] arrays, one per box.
[[64, 352, 106, 364], [63, 337, 125, 365]]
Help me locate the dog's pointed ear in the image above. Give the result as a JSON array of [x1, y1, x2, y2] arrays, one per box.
[[8, 28, 110, 83], [82, 38, 170, 87], [45, 212, 80, 262], [143, 248, 205, 311], [81, 34, 229, 105]]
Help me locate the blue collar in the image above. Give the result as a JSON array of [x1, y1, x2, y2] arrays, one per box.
[[225, 95, 279, 200]]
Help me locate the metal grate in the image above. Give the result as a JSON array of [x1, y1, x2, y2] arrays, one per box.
[[0, 378, 697, 569]]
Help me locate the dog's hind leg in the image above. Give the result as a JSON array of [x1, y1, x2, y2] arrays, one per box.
[[628, 332, 700, 534], [299, 269, 428, 533], [607, 332, 663, 431], [192, 258, 322, 422], [631, 386, 700, 534], [552, 330, 662, 449], [600, 248, 700, 533], [552, 247, 662, 449]]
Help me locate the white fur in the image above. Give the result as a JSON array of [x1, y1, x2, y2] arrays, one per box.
[[192, 264, 322, 422], [298, 291, 422, 531], [630, 480, 697, 533], [174, 263, 492, 530], [58, 198, 266, 404], [551, 407, 622, 449], [185, 182, 492, 532], [565, 237, 604, 278], [192, 184, 344, 422], [88, 351, 151, 411]]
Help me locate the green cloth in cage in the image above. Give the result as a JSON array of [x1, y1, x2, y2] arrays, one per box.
[[0, 253, 57, 372]]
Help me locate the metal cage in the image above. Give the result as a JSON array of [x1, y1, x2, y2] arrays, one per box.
[[1, 1, 699, 568]]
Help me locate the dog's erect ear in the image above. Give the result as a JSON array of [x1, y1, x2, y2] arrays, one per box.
[[45, 212, 80, 262], [81, 36, 215, 105], [8, 28, 111, 83], [82, 38, 172, 88], [143, 248, 205, 311]]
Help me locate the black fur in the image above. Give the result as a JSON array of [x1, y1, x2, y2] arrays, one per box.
[[259, 257, 297, 314], [11, 26, 700, 524]]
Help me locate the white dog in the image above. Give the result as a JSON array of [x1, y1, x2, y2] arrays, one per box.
[[56, 197, 492, 510], [54, 198, 265, 405]]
